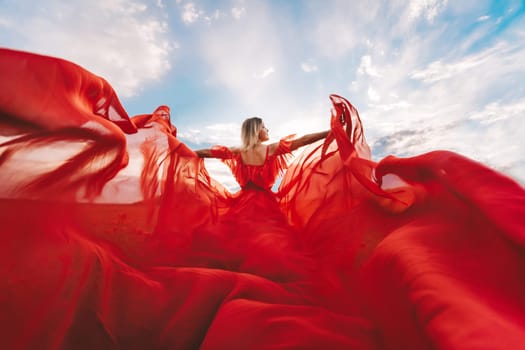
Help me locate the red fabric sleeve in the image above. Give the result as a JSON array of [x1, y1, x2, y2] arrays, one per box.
[[210, 145, 236, 159], [272, 136, 294, 156]]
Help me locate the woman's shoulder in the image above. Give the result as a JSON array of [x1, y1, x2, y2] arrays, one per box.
[[269, 135, 295, 156]]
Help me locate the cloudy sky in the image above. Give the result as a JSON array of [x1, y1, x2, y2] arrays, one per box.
[[1, 0, 524, 187]]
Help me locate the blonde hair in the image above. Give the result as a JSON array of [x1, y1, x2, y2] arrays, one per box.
[[241, 117, 263, 150]]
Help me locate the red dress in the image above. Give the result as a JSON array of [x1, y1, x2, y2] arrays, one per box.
[[1, 48, 525, 350]]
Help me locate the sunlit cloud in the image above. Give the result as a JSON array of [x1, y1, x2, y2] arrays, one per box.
[[196, 1, 287, 111], [469, 98, 525, 125], [206, 9, 223, 21], [179, 123, 240, 146], [181, 2, 201, 24], [477, 15, 490, 21], [408, 0, 448, 23], [300, 62, 318, 73], [369, 101, 413, 112], [409, 44, 506, 83], [0, 0, 173, 97], [313, 10, 360, 58], [358, 55, 381, 77], [179, 2, 225, 24], [253, 67, 275, 79], [231, 7, 246, 19], [367, 87, 380, 102]]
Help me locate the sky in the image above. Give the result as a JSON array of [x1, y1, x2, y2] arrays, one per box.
[[1, 0, 524, 189]]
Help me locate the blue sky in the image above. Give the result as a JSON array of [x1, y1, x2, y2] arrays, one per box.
[[1, 0, 524, 188]]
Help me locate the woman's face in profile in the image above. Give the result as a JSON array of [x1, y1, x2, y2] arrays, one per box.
[[259, 123, 269, 142]]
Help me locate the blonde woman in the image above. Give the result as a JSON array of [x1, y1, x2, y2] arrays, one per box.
[[195, 117, 329, 191]]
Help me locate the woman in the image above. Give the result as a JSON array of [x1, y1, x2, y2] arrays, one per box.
[[195, 117, 329, 191]]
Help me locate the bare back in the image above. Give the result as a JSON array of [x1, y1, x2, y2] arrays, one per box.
[[240, 142, 283, 166]]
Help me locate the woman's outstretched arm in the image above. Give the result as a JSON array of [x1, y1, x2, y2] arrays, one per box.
[[197, 131, 329, 158], [195, 149, 212, 158], [289, 130, 329, 151], [267, 130, 329, 155], [195, 147, 240, 158]]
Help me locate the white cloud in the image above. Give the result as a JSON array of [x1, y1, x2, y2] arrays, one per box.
[[253, 67, 275, 79], [179, 2, 224, 24], [99, 0, 147, 13], [0, 0, 173, 97], [469, 99, 525, 125], [389, 0, 448, 34], [346, 18, 525, 183], [477, 15, 490, 22], [370, 106, 525, 185], [358, 55, 381, 77], [367, 87, 380, 102], [369, 101, 412, 111], [0, 16, 12, 28], [408, 0, 448, 23], [231, 7, 246, 20], [309, 2, 386, 58], [410, 43, 508, 83], [179, 123, 240, 146], [313, 14, 359, 58], [181, 2, 200, 24], [300, 62, 318, 73], [197, 1, 286, 108], [208, 9, 223, 21]]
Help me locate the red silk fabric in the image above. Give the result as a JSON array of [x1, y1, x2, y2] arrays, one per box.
[[1, 48, 525, 349]]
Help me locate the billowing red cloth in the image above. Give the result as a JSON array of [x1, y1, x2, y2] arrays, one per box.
[[1, 48, 524, 349]]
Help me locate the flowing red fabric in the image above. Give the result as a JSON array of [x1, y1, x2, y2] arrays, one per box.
[[1, 48, 525, 350]]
